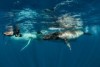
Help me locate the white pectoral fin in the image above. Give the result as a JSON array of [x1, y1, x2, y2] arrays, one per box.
[[64, 39, 71, 51], [67, 42, 71, 51], [20, 39, 32, 51]]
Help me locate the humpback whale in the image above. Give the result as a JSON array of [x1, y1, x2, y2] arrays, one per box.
[[3, 26, 91, 51], [43, 30, 91, 50]]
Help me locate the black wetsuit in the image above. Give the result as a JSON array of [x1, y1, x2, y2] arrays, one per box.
[[13, 25, 22, 37]]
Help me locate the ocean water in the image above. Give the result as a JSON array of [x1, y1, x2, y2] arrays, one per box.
[[0, 0, 100, 67]]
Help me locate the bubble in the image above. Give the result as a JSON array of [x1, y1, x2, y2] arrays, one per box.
[[57, 13, 83, 29], [54, 0, 74, 10], [15, 8, 38, 21]]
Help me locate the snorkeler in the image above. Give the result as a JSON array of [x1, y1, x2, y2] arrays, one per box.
[[4, 24, 22, 37], [13, 24, 22, 37]]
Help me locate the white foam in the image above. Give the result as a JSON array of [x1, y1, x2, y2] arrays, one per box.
[[57, 14, 83, 29], [16, 8, 38, 21], [48, 27, 64, 31], [11, 33, 37, 40]]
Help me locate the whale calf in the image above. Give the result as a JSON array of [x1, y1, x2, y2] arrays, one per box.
[[11, 32, 37, 51]]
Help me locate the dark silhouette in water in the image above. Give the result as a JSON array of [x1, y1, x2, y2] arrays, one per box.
[[13, 24, 22, 37], [4, 24, 22, 37]]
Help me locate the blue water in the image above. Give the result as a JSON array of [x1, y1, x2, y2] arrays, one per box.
[[0, 0, 100, 67]]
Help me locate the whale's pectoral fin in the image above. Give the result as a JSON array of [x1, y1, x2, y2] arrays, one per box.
[[20, 39, 32, 51], [64, 39, 71, 51]]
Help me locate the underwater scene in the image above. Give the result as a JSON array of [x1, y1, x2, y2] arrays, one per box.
[[0, 0, 100, 67]]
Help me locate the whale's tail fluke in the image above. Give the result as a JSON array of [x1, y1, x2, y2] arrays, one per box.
[[20, 38, 32, 51]]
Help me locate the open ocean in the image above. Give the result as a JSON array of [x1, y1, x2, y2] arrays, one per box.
[[0, 0, 100, 67]]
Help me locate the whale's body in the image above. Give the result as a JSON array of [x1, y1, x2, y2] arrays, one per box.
[[58, 30, 84, 40]]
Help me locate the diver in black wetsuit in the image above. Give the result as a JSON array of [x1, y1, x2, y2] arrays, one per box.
[[13, 24, 22, 37]]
